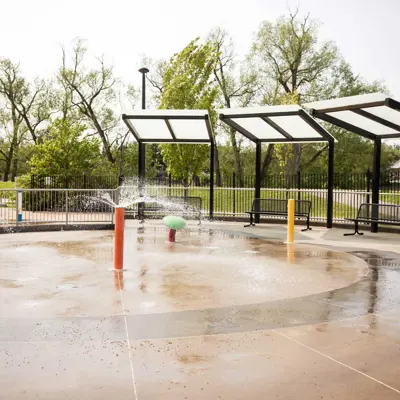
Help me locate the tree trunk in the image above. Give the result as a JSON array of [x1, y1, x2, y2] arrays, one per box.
[[11, 152, 18, 182], [293, 144, 302, 173], [183, 176, 189, 198], [3, 105, 20, 182], [260, 144, 274, 182], [285, 144, 302, 176], [87, 105, 115, 163], [300, 145, 328, 170], [3, 152, 12, 182], [214, 143, 221, 187], [192, 174, 201, 186]]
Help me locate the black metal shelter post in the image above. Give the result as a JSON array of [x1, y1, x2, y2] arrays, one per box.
[[255, 142, 262, 223], [138, 68, 149, 220], [371, 138, 381, 233], [138, 142, 145, 220], [209, 141, 215, 220], [327, 140, 334, 228]]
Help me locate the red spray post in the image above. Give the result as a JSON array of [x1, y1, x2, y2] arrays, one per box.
[[114, 207, 124, 270]]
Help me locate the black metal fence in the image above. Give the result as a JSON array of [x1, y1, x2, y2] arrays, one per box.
[[28, 171, 400, 223], [30, 174, 119, 189], [31, 170, 400, 191]]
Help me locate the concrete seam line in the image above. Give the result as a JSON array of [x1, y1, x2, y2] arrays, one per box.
[[272, 329, 400, 394], [117, 273, 139, 400]]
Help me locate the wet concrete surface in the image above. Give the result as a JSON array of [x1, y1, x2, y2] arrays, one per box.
[[1, 340, 133, 399], [1, 222, 400, 399], [0, 229, 367, 317], [130, 330, 400, 400]]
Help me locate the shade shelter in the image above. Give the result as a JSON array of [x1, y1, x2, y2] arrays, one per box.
[[122, 109, 215, 219], [219, 105, 336, 227], [305, 93, 400, 232]]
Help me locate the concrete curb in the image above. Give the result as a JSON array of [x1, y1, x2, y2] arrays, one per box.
[[0, 224, 114, 234]]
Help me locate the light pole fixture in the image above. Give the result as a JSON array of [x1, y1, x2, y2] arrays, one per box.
[[138, 67, 149, 110]]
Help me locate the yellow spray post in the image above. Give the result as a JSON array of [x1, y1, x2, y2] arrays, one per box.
[[286, 243, 295, 264], [287, 199, 295, 243]]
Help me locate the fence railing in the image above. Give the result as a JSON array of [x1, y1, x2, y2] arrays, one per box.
[[0, 189, 116, 226], [30, 174, 119, 189], [1, 187, 400, 227], [29, 169, 400, 192]]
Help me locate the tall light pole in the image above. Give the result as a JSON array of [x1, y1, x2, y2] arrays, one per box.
[[138, 67, 149, 220]]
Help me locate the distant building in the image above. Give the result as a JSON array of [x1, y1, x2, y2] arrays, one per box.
[[390, 160, 400, 171]]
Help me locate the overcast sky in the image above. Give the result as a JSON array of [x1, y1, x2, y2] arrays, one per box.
[[1, 0, 399, 99]]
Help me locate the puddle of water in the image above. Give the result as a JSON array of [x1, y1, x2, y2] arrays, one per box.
[[56, 284, 80, 290], [0, 279, 22, 288], [16, 277, 39, 282]]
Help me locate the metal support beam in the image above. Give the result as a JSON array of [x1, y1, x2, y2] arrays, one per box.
[[371, 138, 381, 233], [138, 142, 146, 219], [260, 116, 293, 140], [385, 97, 400, 111], [327, 141, 334, 228], [311, 111, 376, 141], [209, 141, 215, 220], [351, 109, 400, 132], [137, 67, 149, 221], [310, 101, 385, 114], [255, 142, 262, 223], [164, 119, 177, 140], [219, 116, 258, 143]]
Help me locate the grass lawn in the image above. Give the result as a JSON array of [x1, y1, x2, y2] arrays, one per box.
[[0, 181, 14, 189], [380, 194, 400, 205], [0, 182, 16, 207], [144, 186, 357, 220]]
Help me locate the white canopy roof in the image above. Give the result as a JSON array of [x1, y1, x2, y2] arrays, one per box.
[[305, 93, 400, 140], [122, 110, 213, 143], [219, 105, 334, 143]]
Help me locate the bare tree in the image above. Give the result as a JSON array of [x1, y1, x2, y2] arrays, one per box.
[[0, 59, 56, 146], [209, 28, 261, 185], [59, 39, 118, 163], [135, 56, 168, 113]]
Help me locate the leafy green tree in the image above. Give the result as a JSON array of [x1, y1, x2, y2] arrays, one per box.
[[59, 39, 119, 164], [251, 11, 339, 177], [159, 38, 219, 184], [0, 107, 26, 181], [29, 118, 101, 176]]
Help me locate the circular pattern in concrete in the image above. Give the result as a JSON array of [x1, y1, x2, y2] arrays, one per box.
[[0, 227, 367, 317]]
